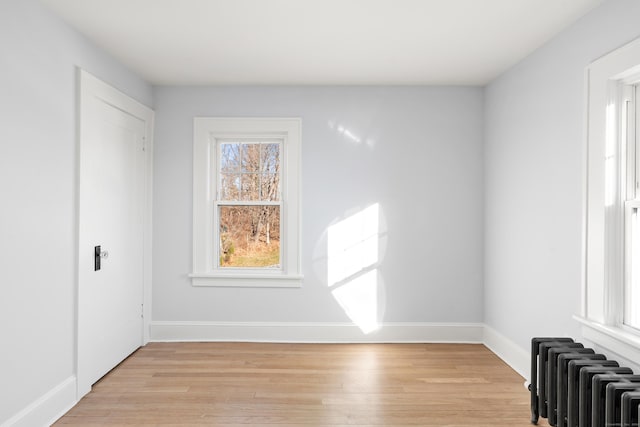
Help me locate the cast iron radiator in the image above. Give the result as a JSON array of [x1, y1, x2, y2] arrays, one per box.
[[530, 337, 640, 427]]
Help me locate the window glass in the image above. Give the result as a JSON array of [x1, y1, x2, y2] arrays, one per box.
[[217, 141, 281, 268], [219, 205, 280, 268], [626, 205, 640, 328]]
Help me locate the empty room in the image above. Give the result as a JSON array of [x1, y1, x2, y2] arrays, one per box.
[[3, 0, 640, 426]]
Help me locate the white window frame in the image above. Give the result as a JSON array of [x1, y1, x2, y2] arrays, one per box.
[[623, 85, 640, 330], [190, 117, 302, 287], [579, 36, 640, 361]]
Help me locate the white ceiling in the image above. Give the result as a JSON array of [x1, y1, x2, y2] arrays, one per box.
[[40, 0, 605, 86]]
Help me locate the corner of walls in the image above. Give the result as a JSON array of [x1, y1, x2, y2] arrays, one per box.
[[0, 376, 77, 427], [482, 325, 529, 380], [481, 0, 640, 387]]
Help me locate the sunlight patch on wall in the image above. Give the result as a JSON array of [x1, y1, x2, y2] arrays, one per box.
[[331, 270, 379, 334], [328, 121, 375, 148], [328, 203, 381, 334], [328, 203, 379, 285]]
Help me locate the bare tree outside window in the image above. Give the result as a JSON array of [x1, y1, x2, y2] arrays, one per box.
[[218, 141, 281, 268]]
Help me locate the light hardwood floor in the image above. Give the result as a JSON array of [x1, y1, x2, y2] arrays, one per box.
[[55, 342, 550, 426]]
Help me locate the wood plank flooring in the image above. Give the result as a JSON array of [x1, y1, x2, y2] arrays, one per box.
[[55, 342, 549, 426]]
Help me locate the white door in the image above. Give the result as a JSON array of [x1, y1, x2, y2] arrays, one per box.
[[77, 71, 153, 397]]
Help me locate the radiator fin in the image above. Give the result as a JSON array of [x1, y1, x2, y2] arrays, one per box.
[[530, 337, 640, 427]]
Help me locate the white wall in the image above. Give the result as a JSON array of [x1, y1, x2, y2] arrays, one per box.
[[484, 0, 640, 362], [152, 86, 484, 332], [0, 0, 152, 424]]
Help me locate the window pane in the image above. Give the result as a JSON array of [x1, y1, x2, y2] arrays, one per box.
[[241, 143, 260, 173], [220, 143, 240, 173], [220, 173, 240, 200], [261, 173, 279, 201], [261, 143, 279, 174], [626, 208, 640, 329], [219, 141, 280, 202], [241, 174, 260, 201], [261, 144, 280, 200], [219, 205, 280, 268]]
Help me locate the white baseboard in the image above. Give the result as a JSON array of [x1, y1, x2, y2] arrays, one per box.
[[1, 376, 76, 427], [150, 321, 484, 343], [150, 321, 532, 379], [483, 325, 529, 380]]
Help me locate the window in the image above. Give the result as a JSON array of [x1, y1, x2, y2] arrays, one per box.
[[624, 85, 640, 329], [191, 118, 302, 287], [581, 36, 640, 358]]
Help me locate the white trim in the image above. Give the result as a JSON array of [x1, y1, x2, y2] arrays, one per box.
[[581, 66, 591, 318], [189, 273, 303, 287], [142, 104, 154, 344], [575, 316, 640, 366], [1, 376, 76, 427], [482, 325, 529, 380], [150, 321, 484, 343]]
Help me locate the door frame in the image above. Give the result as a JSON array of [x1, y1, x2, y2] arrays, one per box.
[[76, 69, 154, 398]]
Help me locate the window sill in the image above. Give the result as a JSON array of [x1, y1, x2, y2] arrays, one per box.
[[189, 272, 303, 288], [574, 316, 640, 362]]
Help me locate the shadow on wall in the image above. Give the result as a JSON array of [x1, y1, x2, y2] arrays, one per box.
[[313, 203, 388, 333]]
